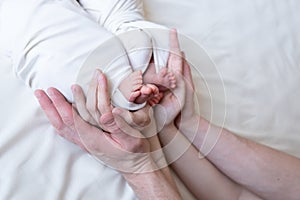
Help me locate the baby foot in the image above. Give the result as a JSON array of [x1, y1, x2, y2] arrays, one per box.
[[119, 70, 161, 106], [118, 70, 143, 102], [134, 84, 159, 104], [143, 64, 176, 90], [148, 92, 164, 107], [155, 67, 176, 89]]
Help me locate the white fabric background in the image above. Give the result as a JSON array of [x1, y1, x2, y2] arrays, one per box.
[[144, 0, 300, 157], [1, 0, 300, 199]]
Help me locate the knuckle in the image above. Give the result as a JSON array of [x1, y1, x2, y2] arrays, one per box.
[[47, 114, 65, 131], [62, 116, 74, 127], [54, 120, 65, 132]]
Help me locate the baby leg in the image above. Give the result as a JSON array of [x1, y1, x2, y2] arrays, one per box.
[[79, 0, 171, 76], [118, 29, 152, 72], [116, 29, 156, 107]]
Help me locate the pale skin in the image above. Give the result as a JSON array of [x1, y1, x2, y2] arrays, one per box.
[[120, 64, 176, 106], [35, 71, 181, 200], [34, 30, 181, 197], [70, 30, 179, 191], [34, 29, 300, 199], [71, 68, 177, 189], [154, 30, 300, 199]]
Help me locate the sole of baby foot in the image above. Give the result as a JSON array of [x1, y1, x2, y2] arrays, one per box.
[[148, 67, 177, 90]]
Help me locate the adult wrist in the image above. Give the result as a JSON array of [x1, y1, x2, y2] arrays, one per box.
[[176, 114, 200, 133], [176, 115, 210, 149], [121, 158, 158, 180], [159, 123, 177, 135]]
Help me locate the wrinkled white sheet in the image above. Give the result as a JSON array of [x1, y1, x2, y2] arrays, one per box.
[[1, 0, 300, 199]]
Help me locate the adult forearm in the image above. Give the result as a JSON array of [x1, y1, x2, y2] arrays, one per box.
[[183, 117, 300, 200], [159, 125, 244, 200], [122, 168, 181, 200], [147, 134, 178, 191]]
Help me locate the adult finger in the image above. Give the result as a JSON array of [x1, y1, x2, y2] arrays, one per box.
[[73, 108, 119, 153], [35, 89, 84, 149], [46, 87, 75, 129], [86, 69, 102, 123], [71, 84, 97, 126], [170, 28, 181, 53], [34, 89, 64, 131], [179, 55, 197, 122], [168, 29, 183, 74], [112, 105, 151, 130], [100, 112, 141, 139], [182, 54, 195, 91], [74, 109, 151, 173], [96, 70, 112, 115]]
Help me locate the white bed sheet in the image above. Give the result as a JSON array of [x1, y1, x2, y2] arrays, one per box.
[[1, 0, 300, 199], [144, 0, 300, 157]]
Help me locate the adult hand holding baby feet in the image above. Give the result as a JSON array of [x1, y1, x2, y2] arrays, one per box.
[[72, 69, 152, 131], [117, 59, 177, 108], [153, 29, 188, 130], [36, 70, 156, 173]]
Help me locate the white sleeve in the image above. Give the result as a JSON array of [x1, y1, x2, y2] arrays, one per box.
[[0, 0, 131, 102]]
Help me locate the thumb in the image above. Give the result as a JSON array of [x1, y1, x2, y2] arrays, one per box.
[[100, 112, 144, 139], [73, 108, 110, 153], [112, 106, 151, 129], [100, 112, 147, 153], [113, 114, 145, 139], [183, 56, 195, 91]]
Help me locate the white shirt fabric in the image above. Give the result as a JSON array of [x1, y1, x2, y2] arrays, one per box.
[[0, 0, 171, 110], [1, 0, 120, 102], [0, 1, 140, 199], [79, 0, 171, 75], [0, 0, 192, 199]]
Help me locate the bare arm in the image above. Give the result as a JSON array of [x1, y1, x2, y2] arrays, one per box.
[[178, 116, 300, 200], [159, 125, 246, 200], [154, 29, 262, 199], [123, 169, 181, 200], [173, 57, 300, 200]]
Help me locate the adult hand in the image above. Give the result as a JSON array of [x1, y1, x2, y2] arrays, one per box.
[[71, 69, 151, 131], [34, 71, 155, 173], [153, 29, 196, 131], [174, 55, 198, 131]]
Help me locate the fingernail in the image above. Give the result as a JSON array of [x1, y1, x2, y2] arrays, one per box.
[[34, 90, 41, 99], [47, 88, 54, 96], [71, 85, 76, 93], [97, 71, 104, 82], [93, 70, 98, 79]]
